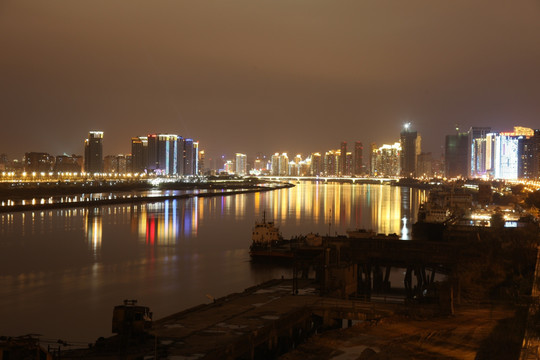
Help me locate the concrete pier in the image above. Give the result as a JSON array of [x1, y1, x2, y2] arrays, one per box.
[[152, 279, 320, 359], [63, 279, 402, 359]]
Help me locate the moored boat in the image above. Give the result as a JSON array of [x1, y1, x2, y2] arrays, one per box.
[[249, 212, 296, 259]]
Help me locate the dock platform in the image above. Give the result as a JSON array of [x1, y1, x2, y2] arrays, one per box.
[[63, 279, 402, 359]]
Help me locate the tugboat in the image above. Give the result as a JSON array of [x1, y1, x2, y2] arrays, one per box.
[[112, 299, 152, 336], [249, 212, 295, 260]]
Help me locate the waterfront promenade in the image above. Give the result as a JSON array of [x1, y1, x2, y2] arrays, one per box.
[[0, 179, 292, 213]]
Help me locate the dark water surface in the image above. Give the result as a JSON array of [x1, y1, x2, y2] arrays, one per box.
[[0, 182, 426, 342]]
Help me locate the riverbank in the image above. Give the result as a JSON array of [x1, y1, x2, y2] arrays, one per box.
[[0, 179, 294, 213]]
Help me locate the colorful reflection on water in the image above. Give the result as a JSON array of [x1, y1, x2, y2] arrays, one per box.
[[0, 182, 426, 342]]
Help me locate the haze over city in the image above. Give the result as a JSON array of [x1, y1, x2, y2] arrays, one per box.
[[2, 1, 540, 160]]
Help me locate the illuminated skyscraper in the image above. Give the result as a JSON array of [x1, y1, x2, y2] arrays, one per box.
[[176, 136, 185, 175], [310, 153, 322, 176], [372, 143, 401, 177], [198, 150, 206, 175], [184, 138, 195, 175], [84, 131, 103, 174], [445, 131, 468, 178], [354, 141, 363, 176], [146, 134, 179, 175], [340, 142, 347, 176], [493, 134, 518, 180], [468, 126, 491, 178], [324, 150, 339, 176], [400, 124, 420, 178], [193, 141, 199, 175], [235, 153, 247, 175], [131, 136, 148, 173], [271, 153, 280, 176], [278, 153, 289, 176]]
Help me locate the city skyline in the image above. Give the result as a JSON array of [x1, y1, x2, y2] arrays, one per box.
[[2, 1, 540, 160], [3, 122, 539, 182]]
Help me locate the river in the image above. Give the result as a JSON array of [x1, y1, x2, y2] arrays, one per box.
[[0, 182, 426, 343]]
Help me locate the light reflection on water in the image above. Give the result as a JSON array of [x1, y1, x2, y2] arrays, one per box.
[[0, 182, 425, 342]]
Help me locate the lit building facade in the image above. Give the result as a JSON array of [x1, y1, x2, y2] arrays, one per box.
[[271, 153, 280, 175], [468, 126, 491, 177], [324, 150, 339, 176], [400, 124, 420, 178], [278, 153, 289, 176], [354, 141, 363, 176], [54, 154, 82, 173], [371, 142, 401, 177], [184, 139, 195, 176], [24, 152, 54, 173], [310, 153, 322, 176], [235, 153, 247, 175], [340, 142, 347, 176], [84, 131, 104, 174], [131, 136, 148, 173], [493, 134, 518, 180]]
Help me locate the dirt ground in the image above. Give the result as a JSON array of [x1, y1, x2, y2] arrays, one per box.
[[279, 305, 525, 360]]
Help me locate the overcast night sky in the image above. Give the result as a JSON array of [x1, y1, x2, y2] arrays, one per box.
[[1, 1, 540, 161]]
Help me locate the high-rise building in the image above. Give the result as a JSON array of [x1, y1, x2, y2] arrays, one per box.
[[191, 142, 198, 175], [310, 153, 322, 176], [147, 134, 159, 172], [177, 136, 185, 176], [400, 124, 420, 178], [354, 142, 363, 176], [84, 131, 103, 174], [0, 154, 7, 171], [371, 143, 401, 177], [271, 153, 280, 176], [519, 135, 537, 179], [146, 134, 182, 175], [299, 158, 311, 176], [345, 152, 353, 176], [198, 150, 206, 175], [235, 153, 247, 175], [184, 139, 194, 175], [445, 132, 468, 178], [324, 150, 339, 176], [24, 152, 54, 173], [468, 127, 491, 177], [417, 152, 433, 178], [278, 153, 289, 176], [54, 154, 82, 173], [369, 143, 377, 176], [104, 154, 128, 174], [288, 161, 299, 176], [340, 142, 347, 176], [131, 136, 148, 173], [493, 134, 519, 180]]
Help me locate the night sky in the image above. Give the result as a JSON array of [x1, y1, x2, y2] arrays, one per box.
[[1, 1, 540, 160]]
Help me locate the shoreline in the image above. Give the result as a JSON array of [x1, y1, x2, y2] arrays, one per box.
[[0, 182, 294, 213]]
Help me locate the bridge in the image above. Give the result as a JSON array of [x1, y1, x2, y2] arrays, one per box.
[[257, 175, 398, 184]]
